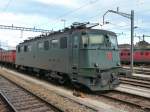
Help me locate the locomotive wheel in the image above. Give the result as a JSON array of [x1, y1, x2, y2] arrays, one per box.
[[72, 82, 81, 89], [58, 77, 66, 84]]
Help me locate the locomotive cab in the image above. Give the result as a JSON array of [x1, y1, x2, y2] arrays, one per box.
[[71, 29, 121, 91]]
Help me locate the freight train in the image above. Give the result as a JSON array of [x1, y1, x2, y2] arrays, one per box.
[[0, 22, 121, 91], [120, 48, 150, 64]]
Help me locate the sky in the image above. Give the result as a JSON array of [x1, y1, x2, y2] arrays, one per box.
[[0, 0, 150, 49]]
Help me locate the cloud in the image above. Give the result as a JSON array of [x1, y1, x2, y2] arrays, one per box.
[[35, 0, 79, 8], [0, 11, 65, 29], [0, 30, 41, 48], [0, 0, 150, 47], [0, 12, 60, 48], [0, 12, 40, 26]]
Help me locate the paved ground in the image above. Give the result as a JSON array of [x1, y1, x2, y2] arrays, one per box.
[[133, 73, 150, 78]]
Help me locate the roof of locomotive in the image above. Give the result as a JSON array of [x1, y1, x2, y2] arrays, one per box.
[[18, 25, 116, 45]]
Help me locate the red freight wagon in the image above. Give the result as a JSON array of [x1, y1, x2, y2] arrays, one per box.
[[120, 48, 150, 64], [0, 51, 2, 62], [120, 49, 130, 63], [134, 50, 150, 63], [0, 50, 16, 64], [7, 50, 16, 64], [1, 51, 5, 62]]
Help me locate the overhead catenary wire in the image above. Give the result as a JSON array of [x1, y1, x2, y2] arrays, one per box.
[[56, 0, 99, 19], [41, 0, 100, 28]]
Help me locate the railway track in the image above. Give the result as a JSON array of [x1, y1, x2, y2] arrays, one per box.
[[134, 70, 150, 75], [119, 73, 150, 82], [119, 77, 150, 89], [0, 92, 16, 112], [0, 76, 63, 112], [0, 68, 98, 112], [1, 67, 150, 112], [98, 91, 150, 111]]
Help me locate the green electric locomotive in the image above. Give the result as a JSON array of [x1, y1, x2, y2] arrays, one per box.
[[16, 22, 121, 91]]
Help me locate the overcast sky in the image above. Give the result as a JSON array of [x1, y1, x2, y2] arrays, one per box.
[[0, 0, 150, 49]]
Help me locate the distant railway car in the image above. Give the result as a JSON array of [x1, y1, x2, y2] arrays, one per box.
[[120, 49, 130, 64], [8, 50, 16, 64], [120, 48, 150, 64], [0, 50, 16, 65], [0, 51, 2, 62], [15, 23, 121, 91]]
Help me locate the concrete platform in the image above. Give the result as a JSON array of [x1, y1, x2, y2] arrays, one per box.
[[0, 68, 126, 112], [123, 66, 150, 71], [116, 84, 150, 98], [133, 73, 150, 78]]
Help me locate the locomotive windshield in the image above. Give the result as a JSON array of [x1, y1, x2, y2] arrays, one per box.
[[82, 34, 104, 48], [107, 34, 118, 49], [82, 33, 118, 49]]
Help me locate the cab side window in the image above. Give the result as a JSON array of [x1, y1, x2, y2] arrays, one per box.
[[60, 37, 67, 48], [28, 45, 32, 52], [24, 45, 28, 52], [38, 42, 44, 49], [18, 46, 21, 53], [44, 41, 49, 50], [73, 36, 78, 48], [52, 39, 59, 48], [21, 46, 24, 52]]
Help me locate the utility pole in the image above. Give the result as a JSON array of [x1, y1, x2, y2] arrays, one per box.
[[20, 29, 23, 38], [130, 10, 134, 75], [103, 8, 134, 75], [142, 35, 150, 41], [143, 35, 145, 41], [61, 19, 66, 28]]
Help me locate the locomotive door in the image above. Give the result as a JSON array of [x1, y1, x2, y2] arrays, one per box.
[[71, 34, 80, 74]]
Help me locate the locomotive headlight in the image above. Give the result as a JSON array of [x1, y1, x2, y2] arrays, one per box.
[[117, 62, 121, 66], [111, 72, 115, 76], [94, 63, 99, 67]]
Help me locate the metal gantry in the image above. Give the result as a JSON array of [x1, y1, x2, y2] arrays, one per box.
[[61, 19, 66, 28], [135, 34, 150, 41], [103, 8, 135, 75], [0, 24, 52, 33], [0, 24, 52, 38]]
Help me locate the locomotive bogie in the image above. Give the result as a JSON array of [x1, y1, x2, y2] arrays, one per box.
[[74, 68, 120, 91]]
